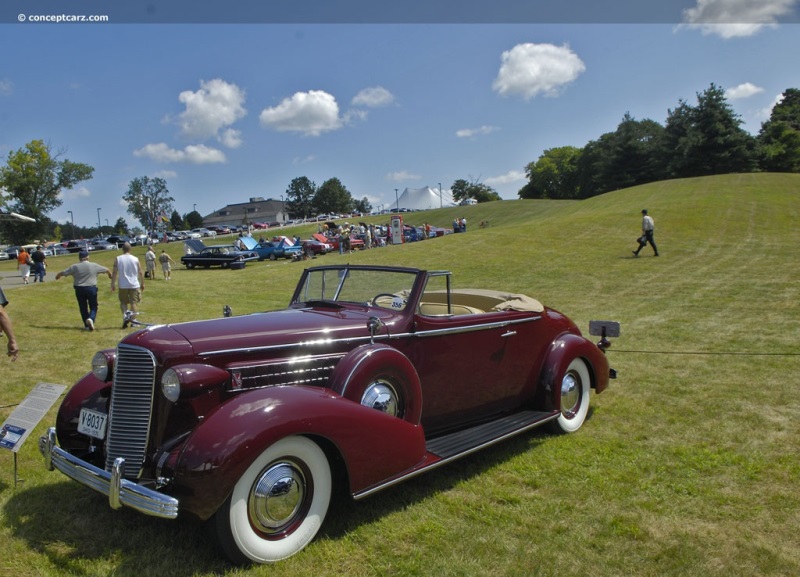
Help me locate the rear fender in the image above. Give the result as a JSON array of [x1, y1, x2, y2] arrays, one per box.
[[172, 385, 425, 520], [537, 333, 610, 412]]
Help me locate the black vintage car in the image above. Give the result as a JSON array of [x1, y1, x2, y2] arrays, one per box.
[[180, 244, 259, 269]]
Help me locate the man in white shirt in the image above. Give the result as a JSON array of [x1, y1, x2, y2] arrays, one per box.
[[633, 209, 659, 257], [111, 243, 145, 328]]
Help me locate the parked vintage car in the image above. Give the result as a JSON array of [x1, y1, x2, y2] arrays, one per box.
[[65, 240, 95, 253], [180, 244, 259, 268], [39, 264, 617, 564], [301, 238, 332, 255], [90, 239, 118, 251], [253, 238, 303, 261]]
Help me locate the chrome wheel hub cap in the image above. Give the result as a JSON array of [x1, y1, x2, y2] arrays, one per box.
[[560, 373, 579, 418], [249, 462, 306, 533], [361, 380, 399, 417]]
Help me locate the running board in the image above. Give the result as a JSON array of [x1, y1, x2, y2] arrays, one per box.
[[426, 410, 558, 459], [353, 410, 558, 500]]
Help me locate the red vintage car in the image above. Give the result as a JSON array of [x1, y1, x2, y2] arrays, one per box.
[[40, 265, 617, 564]]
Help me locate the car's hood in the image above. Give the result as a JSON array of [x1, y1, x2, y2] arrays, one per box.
[[157, 305, 402, 356]]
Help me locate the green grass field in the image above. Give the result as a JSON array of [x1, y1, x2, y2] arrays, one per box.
[[1, 173, 799, 576]]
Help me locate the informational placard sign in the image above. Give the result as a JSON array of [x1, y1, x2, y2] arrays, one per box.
[[1, 383, 66, 453]]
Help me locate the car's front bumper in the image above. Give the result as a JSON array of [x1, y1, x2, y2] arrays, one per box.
[[39, 427, 179, 519]]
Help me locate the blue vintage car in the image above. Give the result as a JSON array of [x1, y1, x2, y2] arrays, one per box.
[[253, 238, 303, 261]]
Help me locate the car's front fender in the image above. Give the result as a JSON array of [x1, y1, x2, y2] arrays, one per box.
[[172, 385, 426, 520]]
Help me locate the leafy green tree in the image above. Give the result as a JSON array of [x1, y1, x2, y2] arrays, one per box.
[[169, 210, 184, 231], [122, 176, 175, 232], [663, 84, 756, 177], [576, 114, 667, 197], [758, 88, 800, 172], [313, 177, 353, 215], [519, 146, 582, 199], [184, 210, 203, 229], [451, 178, 502, 203], [285, 176, 317, 219], [353, 196, 373, 214], [0, 139, 94, 244], [113, 217, 128, 235]]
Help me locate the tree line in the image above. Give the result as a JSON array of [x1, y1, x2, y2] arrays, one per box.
[[519, 85, 800, 199]]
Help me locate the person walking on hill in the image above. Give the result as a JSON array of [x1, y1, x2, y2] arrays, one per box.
[[17, 248, 31, 284], [55, 250, 112, 331], [111, 242, 145, 328], [633, 209, 659, 257]]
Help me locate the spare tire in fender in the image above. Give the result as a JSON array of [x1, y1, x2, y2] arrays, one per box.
[[329, 344, 422, 425]]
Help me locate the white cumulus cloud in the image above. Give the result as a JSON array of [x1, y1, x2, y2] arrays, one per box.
[[386, 171, 422, 182], [352, 86, 395, 108], [177, 78, 247, 147], [493, 43, 585, 100], [133, 143, 226, 164], [681, 0, 797, 38], [485, 171, 526, 186], [0, 79, 13, 95], [59, 186, 92, 201], [725, 82, 764, 100], [259, 90, 342, 137], [456, 125, 499, 139]]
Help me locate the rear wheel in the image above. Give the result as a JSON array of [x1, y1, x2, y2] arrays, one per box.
[[551, 358, 590, 434], [213, 436, 331, 564]]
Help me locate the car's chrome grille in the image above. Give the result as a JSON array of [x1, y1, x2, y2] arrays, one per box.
[[229, 354, 343, 390], [105, 344, 156, 477]]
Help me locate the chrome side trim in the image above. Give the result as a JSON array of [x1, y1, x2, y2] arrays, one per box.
[[40, 428, 179, 519], [200, 316, 540, 357], [413, 316, 539, 339]]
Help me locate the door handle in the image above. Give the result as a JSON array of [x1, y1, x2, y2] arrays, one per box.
[[501, 331, 517, 338]]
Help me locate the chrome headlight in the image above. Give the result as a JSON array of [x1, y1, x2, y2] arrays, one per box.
[[91, 350, 115, 382], [161, 368, 181, 403]]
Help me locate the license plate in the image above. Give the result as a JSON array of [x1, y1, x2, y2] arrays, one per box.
[[78, 408, 108, 440]]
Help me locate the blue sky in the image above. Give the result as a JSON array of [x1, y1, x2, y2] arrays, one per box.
[[1, 0, 799, 227]]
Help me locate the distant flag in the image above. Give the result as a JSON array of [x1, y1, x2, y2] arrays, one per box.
[[160, 212, 169, 223]]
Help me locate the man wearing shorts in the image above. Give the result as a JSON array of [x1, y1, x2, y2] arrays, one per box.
[[111, 243, 145, 328]]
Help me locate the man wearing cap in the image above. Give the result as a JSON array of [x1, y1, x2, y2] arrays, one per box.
[[56, 250, 113, 331]]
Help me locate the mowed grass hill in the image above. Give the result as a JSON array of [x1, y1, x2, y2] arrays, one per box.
[[1, 173, 799, 577]]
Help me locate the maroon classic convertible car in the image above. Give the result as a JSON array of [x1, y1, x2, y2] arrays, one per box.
[[40, 265, 617, 564]]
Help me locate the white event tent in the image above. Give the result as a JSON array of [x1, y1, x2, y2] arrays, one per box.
[[392, 186, 455, 211]]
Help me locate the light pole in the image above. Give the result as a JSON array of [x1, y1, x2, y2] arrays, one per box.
[[96, 208, 101, 232], [394, 188, 398, 211], [67, 210, 74, 240], [281, 195, 285, 223], [438, 182, 443, 208], [193, 203, 197, 213]]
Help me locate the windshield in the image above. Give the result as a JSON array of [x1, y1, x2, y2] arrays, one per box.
[[295, 267, 419, 310]]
